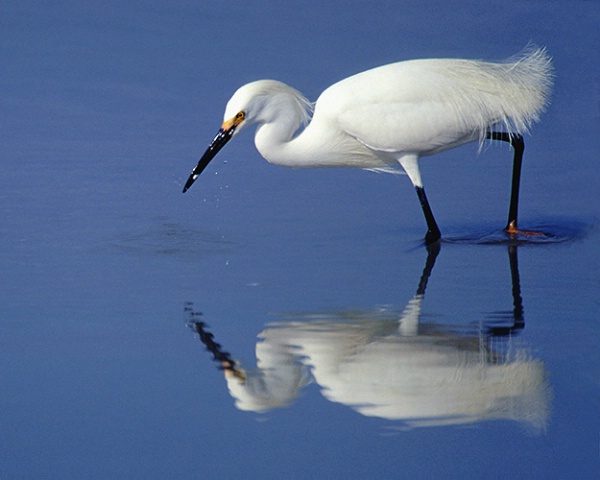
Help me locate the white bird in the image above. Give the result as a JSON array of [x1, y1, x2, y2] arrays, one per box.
[[183, 48, 552, 244]]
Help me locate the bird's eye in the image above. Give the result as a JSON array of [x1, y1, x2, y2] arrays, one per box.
[[232, 111, 245, 127]]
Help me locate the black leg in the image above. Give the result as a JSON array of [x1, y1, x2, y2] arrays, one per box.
[[415, 186, 441, 245], [486, 132, 524, 233]]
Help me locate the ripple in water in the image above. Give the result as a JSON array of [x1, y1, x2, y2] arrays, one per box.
[[443, 218, 593, 246], [107, 220, 237, 257]]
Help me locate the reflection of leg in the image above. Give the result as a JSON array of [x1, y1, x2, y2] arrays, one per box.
[[401, 241, 440, 336], [508, 245, 524, 326], [487, 246, 525, 338], [416, 240, 440, 296]]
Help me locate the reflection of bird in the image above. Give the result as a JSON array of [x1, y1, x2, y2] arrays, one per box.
[[183, 48, 552, 244], [191, 307, 549, 430], [188, 246, 550, 430]]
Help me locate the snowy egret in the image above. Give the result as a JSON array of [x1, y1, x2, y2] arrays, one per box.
[[183, 48, 552, 244]]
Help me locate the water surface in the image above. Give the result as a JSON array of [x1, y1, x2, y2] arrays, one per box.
[[1, 1, 598, 479]]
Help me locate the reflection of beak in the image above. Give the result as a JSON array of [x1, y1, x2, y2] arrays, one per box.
[[182, 117, 240, 193], [223, 361, 246, 383]]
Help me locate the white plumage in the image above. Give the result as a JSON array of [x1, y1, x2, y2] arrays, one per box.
[[183, 47, 553, 244]]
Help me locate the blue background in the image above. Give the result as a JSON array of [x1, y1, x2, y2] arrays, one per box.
[[1, 1, 598, 478]]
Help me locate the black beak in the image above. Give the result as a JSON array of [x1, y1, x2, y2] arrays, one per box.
[[182, 126, 236, 193]]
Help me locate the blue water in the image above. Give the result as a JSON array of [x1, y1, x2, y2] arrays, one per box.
[[1, 1, 599, 479]]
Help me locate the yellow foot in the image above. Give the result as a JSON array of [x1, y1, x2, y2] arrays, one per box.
[[505, 221, 546, 237]]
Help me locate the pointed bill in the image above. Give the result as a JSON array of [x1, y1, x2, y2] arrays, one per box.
[[182, 113, 245, 193]]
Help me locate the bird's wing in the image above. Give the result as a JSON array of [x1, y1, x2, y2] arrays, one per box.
[[338, 100, 480, 155], [321, 58, 520, 156]]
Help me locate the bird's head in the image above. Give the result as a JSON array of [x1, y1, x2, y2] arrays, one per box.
[[182, 80, 310, 193]]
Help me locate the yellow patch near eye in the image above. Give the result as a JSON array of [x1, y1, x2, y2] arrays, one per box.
[[221, 118, 234, 131], [221, 111, 245, 131]]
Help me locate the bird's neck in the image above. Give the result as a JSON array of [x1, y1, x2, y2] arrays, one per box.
[[254, 121, 313, 167]]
